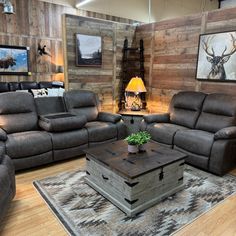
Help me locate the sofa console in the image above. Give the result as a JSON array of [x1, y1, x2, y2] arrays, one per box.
[[141, 91, 236, 176]]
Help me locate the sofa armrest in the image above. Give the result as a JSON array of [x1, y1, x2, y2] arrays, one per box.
[[0, 128, 7, 141], [97, 112, 121, 123], [214, 126, 236, 140], [39, 113, 87, 132], [143, 113, 170, 124]]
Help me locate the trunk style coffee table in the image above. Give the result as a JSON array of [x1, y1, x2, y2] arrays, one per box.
[[84, 140, 186, 217]]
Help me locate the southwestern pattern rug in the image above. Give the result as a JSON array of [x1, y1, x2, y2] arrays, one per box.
[[33, 166, 236, 236]]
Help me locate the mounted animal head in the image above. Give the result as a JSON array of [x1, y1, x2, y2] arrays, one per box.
[[202, 34, 236, 80]]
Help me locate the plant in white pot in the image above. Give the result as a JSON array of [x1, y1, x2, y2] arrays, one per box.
[[125, 133, 140, 154], [125, 131, 151, 153], [138, 131, 151, 152]]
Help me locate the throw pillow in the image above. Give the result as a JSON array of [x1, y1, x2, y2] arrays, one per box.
[[31, 88, 48, 98], [47, 88, 65, 97]]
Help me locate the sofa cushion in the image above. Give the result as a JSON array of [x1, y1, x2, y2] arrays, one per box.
[[8, 82, 20, 91], [35, 96, 67, 116], [146, 123, 188, 145], [64, 90, 100, 121], [20, 81, 39, 90], [196, 93, 236, 133], [0, 92, 38, 133], [169, 91, 206, 128], [0, 82, 9, 93], [6, 131, 52, 159], [85, 121, 117, 142], [39, 113, 87, 132], [49, 129, 88, 149], [174, 129, 214, 157]]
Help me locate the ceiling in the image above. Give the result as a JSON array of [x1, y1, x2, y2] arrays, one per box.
[[42, 0, 219, 23]]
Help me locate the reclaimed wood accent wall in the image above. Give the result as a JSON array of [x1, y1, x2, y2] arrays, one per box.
[[0, 0, 137, 86], [135, 7, 236, 113], [0, 0, 68, 82], [64, 14, 136, 112]]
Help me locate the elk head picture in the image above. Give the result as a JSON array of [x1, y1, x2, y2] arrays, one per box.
[[196, 31, 236, 82]]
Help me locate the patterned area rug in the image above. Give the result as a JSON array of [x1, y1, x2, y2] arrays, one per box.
[[33, 166, 236, 236]]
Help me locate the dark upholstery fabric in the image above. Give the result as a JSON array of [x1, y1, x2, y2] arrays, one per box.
[[0, 82, 9, 93], [209, 139, 236, 175], [38, 82, 53, 89], [146, 123, 188, 145], [9, 82, 20, 91], [174, 146, 209, 171], [64, 90, 100, 121], [35, 97, 67, 116], [174, 129, 214, 157], [53, 144, 87, 161], [20, 81, 39, 90], [97, 112, 121, 123], [116, 121, 127, 139], [0, 155, 15, 222], [143, 113, 170, 124], [196, 93, 236, 133], [13, 152, 53, 171], [89, 138, 117, 147], [39, 113, 87, 132], [214, 126, 236, 140], [0, 128, 7, 141], [169, 91, 206, 128], [85, 121, 117, 142], [49, 129, 88, 150], [6, 131, 52, 158], [0, 92, 38, 133]]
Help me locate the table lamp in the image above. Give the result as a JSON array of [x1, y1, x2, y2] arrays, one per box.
[[125, 76, 147, 111]]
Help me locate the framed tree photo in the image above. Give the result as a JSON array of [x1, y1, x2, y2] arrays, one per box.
[[0, 45, 30, 75], [196, 31, 236, 82], [76, 34, 102, 67]]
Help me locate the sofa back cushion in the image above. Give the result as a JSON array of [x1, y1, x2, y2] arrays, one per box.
[[0, 92, 38, 133], [196, 93, 236, 133], [169, 91, 206, 128], [35, 97, 67, 116], [0, 82, 9, 93], [64, 90, 100, 122]]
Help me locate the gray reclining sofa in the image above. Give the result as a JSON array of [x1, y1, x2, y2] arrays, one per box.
[[0, 153, 15, 222], [0, 90, 126, 171], [141, 91, 236, 176]]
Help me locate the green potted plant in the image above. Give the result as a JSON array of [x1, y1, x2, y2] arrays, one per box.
[[137, 131, 151, 152], [125, 133, 140, 153], [125, 131, 151, 153]]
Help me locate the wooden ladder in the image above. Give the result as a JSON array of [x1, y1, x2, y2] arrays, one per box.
[[118, 38, 145, 111]]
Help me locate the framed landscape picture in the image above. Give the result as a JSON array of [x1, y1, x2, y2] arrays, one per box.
[[0, 45, 30, 75], [76, 34, 102, 67], [196, 31, 236, 82]]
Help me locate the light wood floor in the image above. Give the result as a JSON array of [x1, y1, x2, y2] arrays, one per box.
[[1, 157, 236, 236]]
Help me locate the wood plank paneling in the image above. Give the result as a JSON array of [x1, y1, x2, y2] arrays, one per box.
[[0, 1, 138, 86], [64, 14, 136, 112], [136, 7, 236, 113]]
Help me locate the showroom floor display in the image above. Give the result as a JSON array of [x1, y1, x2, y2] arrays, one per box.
[[34, 166, 236, 236]]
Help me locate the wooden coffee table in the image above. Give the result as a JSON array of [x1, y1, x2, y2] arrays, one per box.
[[84, 140, 186, 217]]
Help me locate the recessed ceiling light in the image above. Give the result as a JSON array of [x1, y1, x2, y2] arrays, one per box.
[[75, 0, 93, 8]]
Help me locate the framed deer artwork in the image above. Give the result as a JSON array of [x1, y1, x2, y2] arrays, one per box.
[[0, 45, 30, 75], [196, 31, 236, 82]]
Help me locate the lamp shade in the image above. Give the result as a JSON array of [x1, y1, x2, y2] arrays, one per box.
[[125, 77, 147, 93]]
